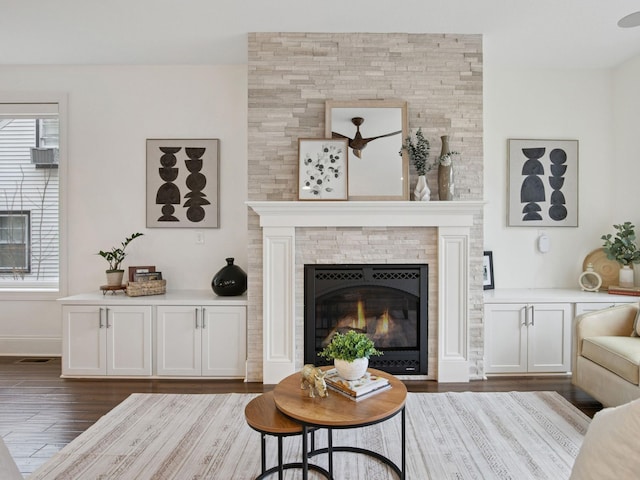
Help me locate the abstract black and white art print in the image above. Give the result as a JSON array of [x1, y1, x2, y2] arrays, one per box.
[[507, 139, 578, 227], [146, 139, 219, 228]]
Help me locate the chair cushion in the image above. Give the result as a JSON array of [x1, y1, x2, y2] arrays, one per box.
[[581, 336, 640, 385], [570, 398, 640, 480]]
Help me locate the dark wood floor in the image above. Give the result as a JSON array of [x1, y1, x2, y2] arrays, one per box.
[[0, 356, 602, 477]]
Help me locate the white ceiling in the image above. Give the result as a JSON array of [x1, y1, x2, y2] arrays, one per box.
[[2, 0, 640, 69]]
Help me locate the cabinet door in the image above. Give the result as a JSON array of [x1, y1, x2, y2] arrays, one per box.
[[106, 306, 152, 376], [201, 306, 247, 377], [156, 306, 202, 376], [62, 305, 106, 376], [484, 304, 527, 373], [574, 302, 625, 317], [527, 303, 571, 373]]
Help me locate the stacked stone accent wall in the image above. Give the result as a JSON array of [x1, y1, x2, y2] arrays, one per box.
[[247, 33, 484, 381]]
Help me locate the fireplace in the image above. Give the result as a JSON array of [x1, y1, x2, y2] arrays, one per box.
[[304, 263, 428, 375]]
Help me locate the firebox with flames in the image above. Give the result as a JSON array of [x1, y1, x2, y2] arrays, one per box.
[[321, 298, 414, 349]]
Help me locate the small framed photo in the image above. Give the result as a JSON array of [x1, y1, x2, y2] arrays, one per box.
[[298, 139, 348, 200], [134, 271, 163, 282], [128, 266, 156, 283], [483, 251, 495, 290]]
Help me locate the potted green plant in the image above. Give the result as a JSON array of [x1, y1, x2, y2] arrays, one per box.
[[601, 222, 640, 287], [319, 330, 382, 380], [98, 232, 144, 286], [400, 128, 434, 201]]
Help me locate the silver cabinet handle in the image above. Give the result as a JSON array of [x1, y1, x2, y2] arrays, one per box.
[[202, 307, 206, 329], [99, 307, 104, 328]]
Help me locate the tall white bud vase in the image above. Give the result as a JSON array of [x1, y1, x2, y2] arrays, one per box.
[[414, 175, 430, 201]]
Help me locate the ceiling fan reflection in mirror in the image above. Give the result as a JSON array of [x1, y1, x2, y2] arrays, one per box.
[[618, 11, 640, 28], [331, 117, 401, 159]]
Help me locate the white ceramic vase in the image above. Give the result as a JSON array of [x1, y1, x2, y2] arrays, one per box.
[[619, 265, 634, 288], [334, 357, 368, 380], [413, 175, 430, 201]]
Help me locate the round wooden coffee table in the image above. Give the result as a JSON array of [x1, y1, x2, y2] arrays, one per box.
[[273, 367, 407, 479]]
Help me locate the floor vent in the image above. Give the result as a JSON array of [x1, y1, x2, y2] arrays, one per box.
[[14, 357, 54, 364]]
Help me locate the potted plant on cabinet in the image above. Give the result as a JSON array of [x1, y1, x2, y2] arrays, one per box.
[[601, 222, 640, 288], [97, 232, 144, 286], [319, 330, 382, 380], [400, 128, 434, 201]]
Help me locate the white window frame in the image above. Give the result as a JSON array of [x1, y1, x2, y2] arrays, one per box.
[[0, 93, 67, 299]]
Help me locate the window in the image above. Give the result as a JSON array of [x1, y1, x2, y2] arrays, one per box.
[[0, 103, 61, 290], [0, 211, 30, 274]]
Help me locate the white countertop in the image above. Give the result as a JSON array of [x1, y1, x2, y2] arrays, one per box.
[[484, 288, 640, 304], [58, 289, 247, 306]]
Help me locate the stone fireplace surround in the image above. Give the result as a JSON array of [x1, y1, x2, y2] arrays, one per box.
[[248, 200, 484, 384]]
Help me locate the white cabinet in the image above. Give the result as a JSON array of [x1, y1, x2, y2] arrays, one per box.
[[59, 291, 249, 379], [156, 305, 246, 377], [574, 301, 635, 316], [62, 305, 152, 376], [484, 303, 572, 374]]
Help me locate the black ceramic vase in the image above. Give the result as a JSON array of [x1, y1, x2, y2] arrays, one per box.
[[212, 257, 247, 296]]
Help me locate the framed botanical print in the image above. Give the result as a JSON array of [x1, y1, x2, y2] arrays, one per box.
[[298, 138, 348, 200]]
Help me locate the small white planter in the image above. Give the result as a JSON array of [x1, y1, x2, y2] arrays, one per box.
[[619, 265, 635, 288], [334, 357, 369, 380], [106, 270, 125, 286]]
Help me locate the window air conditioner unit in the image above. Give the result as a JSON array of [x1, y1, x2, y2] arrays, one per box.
[[30, 148, 59, 168]]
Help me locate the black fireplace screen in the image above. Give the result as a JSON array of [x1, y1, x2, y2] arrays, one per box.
[[304, 264, 428, 375]]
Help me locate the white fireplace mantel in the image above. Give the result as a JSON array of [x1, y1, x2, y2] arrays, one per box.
[[247, 200, 484, 384]]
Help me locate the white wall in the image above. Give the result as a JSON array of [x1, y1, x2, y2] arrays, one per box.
[[613, 55, 640, 217], [483, 65, 628, 288], [0, 65, 248, 355], [2, 56, 640, 355]]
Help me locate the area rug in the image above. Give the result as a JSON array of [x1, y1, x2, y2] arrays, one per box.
[[29, 391, 589, 479]]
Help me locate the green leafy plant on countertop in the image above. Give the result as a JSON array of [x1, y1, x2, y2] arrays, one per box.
[[97, 232, 144, 272]]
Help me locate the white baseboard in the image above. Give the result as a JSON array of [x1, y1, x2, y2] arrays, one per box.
[[0, 336, 61, 356]]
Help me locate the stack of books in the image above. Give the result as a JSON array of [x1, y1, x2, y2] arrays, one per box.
[[324, 368, 391, 401], [608, 285, 640, 296]]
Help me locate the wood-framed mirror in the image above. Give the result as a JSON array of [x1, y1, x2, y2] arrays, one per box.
[[325, 99, 409, 200]]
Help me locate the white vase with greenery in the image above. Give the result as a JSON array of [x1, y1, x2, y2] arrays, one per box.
[[601, 222, 640, 287], [400, 128, 435, 201]]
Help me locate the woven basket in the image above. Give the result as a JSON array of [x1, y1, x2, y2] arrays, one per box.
[[126, 279, 166, 297]]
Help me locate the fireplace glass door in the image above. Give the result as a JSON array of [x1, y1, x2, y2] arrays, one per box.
[[304, 264, 428, 375]]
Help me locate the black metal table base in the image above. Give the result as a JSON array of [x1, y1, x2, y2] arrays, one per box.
[[301, 406, 406, 480], [255, 430, 332, 480]]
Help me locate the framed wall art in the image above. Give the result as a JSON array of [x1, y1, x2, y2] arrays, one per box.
[[146, 139, 219, 228], [483, 251, 495, 290], [298, 138, 348, 200], [507, 139, 578, 227], [325, 100, 408, 200]]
